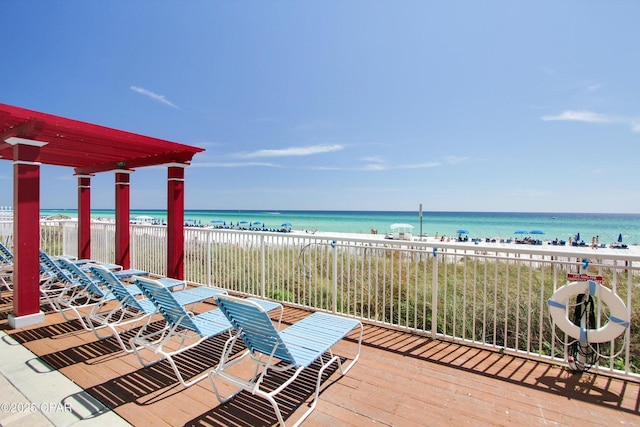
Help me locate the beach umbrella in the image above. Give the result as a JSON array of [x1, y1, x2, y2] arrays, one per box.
[[252, 221, 262, 226], [576, 232, 580, 241], [514, 230, 528, 235], [618, 233, 623, 243], [457, 229, 469, 234], [281, 222, 292, 227], [530, 230, 545, 235], [390, 223, 414, 230], [210, 219, 224, 224]]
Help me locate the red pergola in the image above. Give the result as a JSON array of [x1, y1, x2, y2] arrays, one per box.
[[0, 102, 205, 328]]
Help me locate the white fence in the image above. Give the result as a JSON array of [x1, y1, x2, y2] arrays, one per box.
[[8, 220, 640, 377]]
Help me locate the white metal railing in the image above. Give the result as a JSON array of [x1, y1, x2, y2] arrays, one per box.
[[0, 207, 13, 221], [34, 220, 640, 377]]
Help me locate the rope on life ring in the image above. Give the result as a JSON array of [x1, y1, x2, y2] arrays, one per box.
[[548, 280, 630, 344]]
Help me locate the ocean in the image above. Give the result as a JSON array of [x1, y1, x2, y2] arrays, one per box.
[[39, 209, 640, 246]]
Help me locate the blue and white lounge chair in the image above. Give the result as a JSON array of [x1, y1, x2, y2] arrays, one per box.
[[131, 276, 283, 388], [209, 295, 363, 427], [51, 257, 126, 328], [0, 241, 13, 265], [40, 248, 125, 274], [0, 242, 13, 292], [38, 251, 83, 311], [87, 264, 227, 353]]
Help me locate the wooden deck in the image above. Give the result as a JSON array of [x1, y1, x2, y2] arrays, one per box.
[[1, 292, 639, 427]]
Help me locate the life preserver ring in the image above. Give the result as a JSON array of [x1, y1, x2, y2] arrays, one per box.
[[548, 280, 629, 343]]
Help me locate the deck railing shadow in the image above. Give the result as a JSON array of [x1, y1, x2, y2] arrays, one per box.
[[76, 334, 239, 408], [39, 338, 125, 369], [186, 357, 341, 427], [35, 321, 168, 369], [0, 291, 85, 337], [0, 295, 12, 321], [360, 323, 640, 416], [3, 316, 86, 341], [536, 372, 626, 405], [2, 292, 640, 425]]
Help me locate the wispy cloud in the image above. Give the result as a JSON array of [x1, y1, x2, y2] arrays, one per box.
[[541, 110, 611, 123], [312, 161, 441, 171], [360, 155, 384, 163], [359, 155, 386, 170], [397, 162, 441, 169], [238, 144, 344, 159], [130, 86, 179, 109], [191, 161, 281, 168], [444, 156, 469, 165], [585, 84, 602, 93], [361, 163, 387, 171], [541, 110, 640, 133]]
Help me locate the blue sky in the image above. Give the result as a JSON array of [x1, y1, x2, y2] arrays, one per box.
[[1, 1, 639, 213]]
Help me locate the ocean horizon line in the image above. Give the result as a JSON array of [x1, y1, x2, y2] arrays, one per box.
[[38, 208, 640, 216]]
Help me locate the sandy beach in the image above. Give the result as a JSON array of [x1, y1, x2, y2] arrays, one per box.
[[287, 228, 640, 262]]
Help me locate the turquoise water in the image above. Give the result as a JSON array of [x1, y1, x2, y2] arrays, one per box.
[[40, 209, 640, 246]]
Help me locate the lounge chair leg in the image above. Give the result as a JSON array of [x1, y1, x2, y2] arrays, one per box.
[[208, 372, 244, 404], [208, 347, 254, 403]]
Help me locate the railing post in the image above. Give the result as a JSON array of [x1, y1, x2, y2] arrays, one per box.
[[332, 240, 338, 313], [260, 234, 266, 298], [431, 248, 439, 338], [130, 225, 136, 269], [104, 225, 109, 264], [207, 229, 212, 287], [61, 222, 69, 256]]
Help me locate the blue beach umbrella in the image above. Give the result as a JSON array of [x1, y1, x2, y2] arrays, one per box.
[[618, 233, 623, 243], [281, 222, 292, 228], [252, 221, 262, 226], [514, 230, 528, 235], [530, 230, 545, 235], [457, 229, 469, 234]]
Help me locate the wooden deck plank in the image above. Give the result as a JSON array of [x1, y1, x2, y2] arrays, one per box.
[[1, 295, 639, 426]]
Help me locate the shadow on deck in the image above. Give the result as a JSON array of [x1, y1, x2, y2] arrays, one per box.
[[1, 292, 639, 426]]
